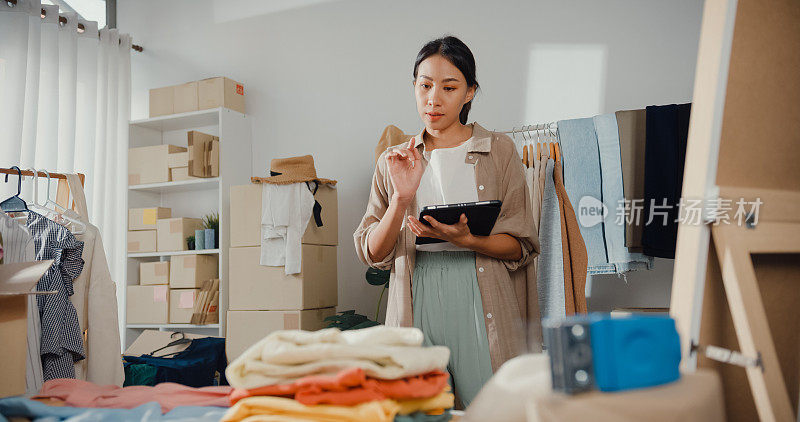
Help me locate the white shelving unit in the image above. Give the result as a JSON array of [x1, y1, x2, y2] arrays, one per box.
[[123, 107, 252, 348]]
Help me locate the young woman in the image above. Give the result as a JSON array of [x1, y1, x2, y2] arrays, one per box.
[[354, 36, 538, 406]]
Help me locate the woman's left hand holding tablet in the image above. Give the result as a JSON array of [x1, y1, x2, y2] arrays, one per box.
[[407, 213, 474, 248]]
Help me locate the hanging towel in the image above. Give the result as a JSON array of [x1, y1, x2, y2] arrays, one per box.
[[0, 213, 42, 394], [615, 109, 648, 252], [64, 173, 124, 386], [642, 104, 691, 259], [260, 182, 315, 274], [593, 114, 654, 273]]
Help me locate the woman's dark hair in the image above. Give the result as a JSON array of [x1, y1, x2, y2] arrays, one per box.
[[413, 35, 479, 125]]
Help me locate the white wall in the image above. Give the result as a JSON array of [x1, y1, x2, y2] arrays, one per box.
[[118, 0, 704, 321]]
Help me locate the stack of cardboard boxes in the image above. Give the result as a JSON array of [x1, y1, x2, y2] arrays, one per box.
[[126, 207, 219, 325], [128, 131, 219, 186], [149, 76, 245, 117], [226, 183, 339, 360]]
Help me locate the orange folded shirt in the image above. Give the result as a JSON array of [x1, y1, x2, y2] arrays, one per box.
[[229, 367, 448, 406]]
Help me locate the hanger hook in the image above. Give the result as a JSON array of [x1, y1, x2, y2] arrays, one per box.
[[42, 169, 53, 201], [5, 166, 23, 196]]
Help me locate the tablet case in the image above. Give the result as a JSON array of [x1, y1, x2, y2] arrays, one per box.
[[415, 200, 502, 244]]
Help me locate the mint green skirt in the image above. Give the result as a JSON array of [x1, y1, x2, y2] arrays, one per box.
[[412, 250, 493, 408]]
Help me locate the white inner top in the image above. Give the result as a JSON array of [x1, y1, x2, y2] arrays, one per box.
[[414, 139, 479, 251]]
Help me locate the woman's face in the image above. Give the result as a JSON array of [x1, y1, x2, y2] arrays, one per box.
[[414, 54, 475, 131]]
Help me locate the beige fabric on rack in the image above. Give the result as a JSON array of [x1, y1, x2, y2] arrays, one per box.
[[64, 174, 123, 386], [615, 109, 647, 252], [522, 149, 543, 351]]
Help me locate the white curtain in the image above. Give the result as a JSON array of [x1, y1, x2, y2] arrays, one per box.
[[0, 0, 130, 328]]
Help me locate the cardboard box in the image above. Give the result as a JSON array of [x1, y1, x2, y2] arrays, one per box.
[[140, 261, 169, 285], [198, 77, 245, 114], [124, 330, 211, 357], [169, 254, 218, 288], [187, 131, 220, 178], [173, 81, 198, 114], [156, 218, 203, 252], [126, 285, 169, 324], [129, 207, 171, 231], [129, 144, 187, 185], [229, 245, 337, 310], [0, 261, 54, 397], [226, 307, 335, 361], [149, 86, 174, 117], [169, 288, 200, 323], [170, 167, 197, 182], [168, 152, 189, 168], [230, 183, 338, 247], [128, 230, 157, 253]]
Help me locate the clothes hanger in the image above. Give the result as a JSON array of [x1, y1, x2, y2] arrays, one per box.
[[1, 167, 29, 213], [520, 127, 529, 167], [149, 331, 193, 358], [40, 170, 86, 235]]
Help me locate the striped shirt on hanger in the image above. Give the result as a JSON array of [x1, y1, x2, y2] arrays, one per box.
[[26, 210, 86, 381]]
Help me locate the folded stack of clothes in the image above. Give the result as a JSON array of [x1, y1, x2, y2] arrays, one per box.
[[223, 326, 454, 422]]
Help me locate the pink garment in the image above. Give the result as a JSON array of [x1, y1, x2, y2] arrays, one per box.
[[34, 379, 232, 413]]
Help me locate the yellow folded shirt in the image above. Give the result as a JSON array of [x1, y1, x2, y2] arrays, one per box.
[[221, 396, 399, 422], [395, 390, 455, 416]]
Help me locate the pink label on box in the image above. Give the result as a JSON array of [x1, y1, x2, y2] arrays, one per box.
[[153, 286, 167, 302], [179, 291, 194, 308]]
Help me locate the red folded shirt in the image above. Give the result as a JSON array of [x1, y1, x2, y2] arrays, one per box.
[[229, 367, 448, 406]]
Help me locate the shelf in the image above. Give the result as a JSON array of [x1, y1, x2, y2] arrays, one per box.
[[128, 249, 220, 258], [126, 323, 220, 329], [129, 108, 220, 131], [129, 177, 219, 193]]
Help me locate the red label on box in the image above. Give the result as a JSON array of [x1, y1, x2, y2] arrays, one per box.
[[236, 84, 244, 95]]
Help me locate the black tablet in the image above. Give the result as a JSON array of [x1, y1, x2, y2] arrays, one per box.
[[415, 200, 502, 245]]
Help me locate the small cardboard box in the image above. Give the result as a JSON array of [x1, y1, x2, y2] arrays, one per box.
[[169, 254, 218, 288], [129, 144, 187, 185], [124, 330, 210, 357], [149, 86, 174, 117], [129, 207, 171, 231], [229, 245, 337, 311], [0, 261, 55, 397], [128, 230, 157, 253], [198, 77, 245, 114], [169, 288, 200, 323], [156, 218, 203, 252], [170, 167, 197, 182], [225, 307, 335, 361], [168, 152, 189, 168], [187, 131, 220, 178], [126, 285, 169, 324], [230, 183, 338, 247], [173, 81, 198, 114], [140, 261, 169, 285]]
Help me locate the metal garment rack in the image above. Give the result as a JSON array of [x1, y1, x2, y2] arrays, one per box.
[[0, 167, 85, 210], [500, 122, 558, 136]]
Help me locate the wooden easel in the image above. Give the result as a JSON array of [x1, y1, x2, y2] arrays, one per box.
[[670, 0, 800, 420]]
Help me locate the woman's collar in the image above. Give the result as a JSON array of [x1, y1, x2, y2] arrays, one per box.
[[413, 122, 492, 153]]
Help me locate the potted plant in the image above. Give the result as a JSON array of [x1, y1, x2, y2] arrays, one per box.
[[202, 212, 219, 249], [186, 235, 195, 250]]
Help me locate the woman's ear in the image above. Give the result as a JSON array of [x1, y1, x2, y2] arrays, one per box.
[[466, 85, 476, 102]]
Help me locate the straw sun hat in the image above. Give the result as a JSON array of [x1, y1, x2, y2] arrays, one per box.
[[251, 155, 336, 185]]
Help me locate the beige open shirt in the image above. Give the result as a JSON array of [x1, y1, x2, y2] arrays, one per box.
[[354, 122, 541, 372]]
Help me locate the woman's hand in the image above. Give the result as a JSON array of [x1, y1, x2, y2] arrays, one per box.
[[406, 213, 475, 248], [386, 138, 424, 203]]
